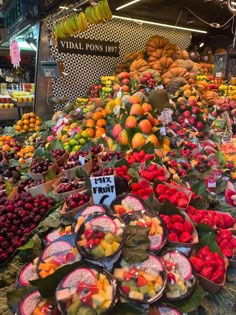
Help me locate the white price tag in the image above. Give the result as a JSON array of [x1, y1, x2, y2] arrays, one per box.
[[90, 175, 116, 206], [79, 156, 86, 165]]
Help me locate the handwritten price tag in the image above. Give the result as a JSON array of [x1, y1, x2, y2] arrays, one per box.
[[90, 175, 116, 205]]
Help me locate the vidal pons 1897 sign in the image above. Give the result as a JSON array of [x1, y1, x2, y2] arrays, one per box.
[[57, 37, 120, 57]]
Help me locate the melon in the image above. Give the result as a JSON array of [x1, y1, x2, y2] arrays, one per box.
[[170, 252, 192, 280], [90, 216, 117, 234], [61, 268, 97, 288]]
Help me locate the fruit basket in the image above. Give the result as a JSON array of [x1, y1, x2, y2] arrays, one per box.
[[53, 179, 86, 201], [63, 158, 92, 180], [27, 178, 58, 197], [123, 210, 168, 253], [215, 229, 236, 268], [113, 254, 167, 304], [110, 193, 151, 217], [51, 149, 69, 167], [72, 205, 111, 234], [76, 213, 126, 270], [98, 150, 125, 167], [138, 162, 170, 184], [55, 265, 118, 315], [161, 250, 197, 300], [61, 191, 92, 219], [29, 161, 58, 181]]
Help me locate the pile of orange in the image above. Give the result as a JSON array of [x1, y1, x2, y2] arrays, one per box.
[[15, 112, 42, 133], [17, 146, 35, 162], [83, 109, 109, 139]]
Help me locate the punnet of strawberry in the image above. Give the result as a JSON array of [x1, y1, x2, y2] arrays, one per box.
[[190, 246, 227, 285], [216, 229, 236, 259], [126, 150, 154, 165], [160, 214, 197, 244], [155, 183, 190, 209], [130, 180, 153, 200], [139, 163, 168, 183]]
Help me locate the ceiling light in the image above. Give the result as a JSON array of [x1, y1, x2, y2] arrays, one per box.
[[59, 6, 69, 10], [116, 0, 141, 11], [199, 42, 205, 47], [113, 15, 207, 33]]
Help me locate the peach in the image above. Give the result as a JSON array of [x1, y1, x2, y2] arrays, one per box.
[[112, 124, 122, 139], [142, 102, 152, 112], [125, 116, 137, 129], [130, 104, 144, 116], [121, 85, 129, 92], [138, 119, 152, 134], [146, 112, 155, 126], [146, 134, 160, 147], [131, 133, 146, 149]]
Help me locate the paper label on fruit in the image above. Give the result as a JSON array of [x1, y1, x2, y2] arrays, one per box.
[[42, 241, 72, 259], [79, 156, 86, 165], [139, 255, 164, 272], [158, 306, 180, 315], [62, 268, 96, 288], [19, 263, 37, 286], [20, 291, 41, 315], [208, 181, 216, 188]]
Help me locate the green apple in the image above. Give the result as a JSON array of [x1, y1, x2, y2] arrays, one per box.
[[73, 145, 81, 151], [69, 138, 78, 146], [74, 134, 81, 140], [79, 138, 86, 145], [81, 130, 89, 138]]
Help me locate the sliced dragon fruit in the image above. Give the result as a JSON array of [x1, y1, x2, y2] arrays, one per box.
[[149, 234, 163, 251], [19, 262, 37, 286], [122, 196, 145, 211], [81, 205, 106, 216], [157, 306, 181, 315], [20, 290, 41, 315], [46, 228, 62, 243], [41, 241, 73, 260], [61, 268, 97, 288], [139, 254, 164, 272], [90, 216, 117, 234], [170, 252, 192, 280]]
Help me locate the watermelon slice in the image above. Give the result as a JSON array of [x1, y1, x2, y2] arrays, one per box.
[[41, 241, 72, 260], [81, 206, 106, 216], [90, 216, 117, 234], [19, 262, 37, 286], [61, 268, 97, 288], [139, 255, 164, 272], [122, 196, 145, 211], [158, 306, 181, 315], [170, 252, 192, 280], [149, 234, 163, 251], [20, 291, 41, 315]]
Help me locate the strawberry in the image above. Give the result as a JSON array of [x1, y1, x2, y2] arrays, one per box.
[[204, 260, 218, 270], [223, 214, 235, 228], [124, 272, 133, 281], [137, 275, 148, 287], [155, 184, 167, 195], [158, 195, 169, 203], [231, 238, 236, 247], [89, 284, 99, 294], [179, 231, 193, 243], [80, 293, 93, 307], [171, 214, 184, 223], [177, 198, 188, 208], [221, 248, 232, 258], [200, 266, 213, 280], [132, 183, 140, 191], [210, 270, 225, 284], [220, 239, 233, 249], [218, 229, 232, 241], [172, 222, 184, 233], [168, 232, 179, 242], [121, 286, 130, 295], [198, 246, 211, 258], [183, 221, 193, 233], [191, 214, 202, 224], [190, 256, 204, 272]]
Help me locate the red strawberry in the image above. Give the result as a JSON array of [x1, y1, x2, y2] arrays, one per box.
[[169, 194, 178, 206], [179, 231, 193, 243], [171, 214, 184, 223], [204, 260, 218, 270], [158, 195, 169, 203], [223, 214, 235, 228], [220, 239, 233, 249], [160, 214, 171, 224], [183, 221, 193, 233], [172, 222, 184, 233], [177, 198, 188, 208], [190, 256, 204, 272], [186, 206, 196, 215], [137, 275, 148, 287], [210, 270, 225, 284], [155, 184, 166, 195], [200, 266, 213, 280], [122, 286, 130, 295], [89, 284, 99, 294], [132, 183, 140, 191], [168, 232, 179, 242], [198, 246, 211, 258], [231, 238, 236, 247], [191, 214, 202, 223], [221, 248, 232, 258]]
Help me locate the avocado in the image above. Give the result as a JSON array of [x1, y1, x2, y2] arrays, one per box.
[[64, 102, 75, 114], [67, 300, 81, 315], [78, 305, 96, 315]]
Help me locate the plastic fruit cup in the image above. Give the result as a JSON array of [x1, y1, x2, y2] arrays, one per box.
[[76, 213, 126, 271]]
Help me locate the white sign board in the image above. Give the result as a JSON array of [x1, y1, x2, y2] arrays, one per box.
[[90, 175, 116, 205]]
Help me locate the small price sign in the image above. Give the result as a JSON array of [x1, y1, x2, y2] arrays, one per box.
[[90, 175, 116, 205]]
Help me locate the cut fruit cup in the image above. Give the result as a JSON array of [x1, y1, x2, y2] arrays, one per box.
[[122, 210, 168, 253], [16, 290, 60, 315], [110, 193, 150, 217], [37, 237, 81, 279], [76, 213, 127, 270], [72, 205, 111, 234], [161, 249, 197, 301], [17, 258, 39, 288], [113, 254, 167, 304], [55, 265, 118, 315]]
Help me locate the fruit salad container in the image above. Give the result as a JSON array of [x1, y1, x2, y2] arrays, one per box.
[[76, 213, 126, 270], [110, 193, 151, 217], [45, 225, 72, 244], [154, 182, 192, 210], [17, 258, 39, 287], [160, 212, 199, 248], [29, 162, 58, 181], [16, 290, 60, 315], [27, 178, 58, 197], [138, 162, 170, 184], [55, 265, 118, 315], [161, 250, 197, 301], [37, 235, 81, 278], [72, 205, 111, 234], [149, 305, 181, 315], [123, 210, 168, 253], [190, 246, 228, 294], [113, 254, 167, 305], [63, 158, 92, 180], [53, 179, 86, 201], [61, 190, 92, 219]]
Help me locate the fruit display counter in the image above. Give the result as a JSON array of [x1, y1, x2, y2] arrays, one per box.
[[1, 33, 236, 315]]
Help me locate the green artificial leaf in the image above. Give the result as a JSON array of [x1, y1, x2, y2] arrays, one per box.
[[80, 140, 95, 152], [227, 266, 236, 283], [199, 232, 223, 256], [159, 200, 182, 216], [8, 160, 20, 168], [44, 148, 54, 162], [128, 168, 139, 180], [76, 168, 91, 194], [43, 120, 56, 128], [30, 261, 84, 297], [115, 158, 131, 169], [37, 206, 62, 233], [17, 239, 35, 251], [113, 302, 147, 315], [153, 155, 162, 165], [137, 141, 155, 153], [215, 151, 226, 168], [214, 202, 236, 218], [0, 256, 24, 286], [196, 223, 214, 237], [170, 286, 207, 313], [47, 139, 63, 151], [191, 180, 208, 198], [45, 167, 57, 181], [103, 157, 118, 169], [33, 147, 44, 159], [122, 226, 150, 264], [190, 197, 209, 210], [0, 283, 16, 315], [145, 193, 160, 211], [215, 180, 227, 194]]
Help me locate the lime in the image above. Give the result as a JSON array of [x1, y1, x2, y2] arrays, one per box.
[[73, 145, 81, 151], [74, 133, 81, 140], [79, 138, 86, 145], [69, 138, 78, 146]]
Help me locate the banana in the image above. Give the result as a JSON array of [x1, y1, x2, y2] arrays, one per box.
[[97, 1, 106, 22], [92, 5, 102, 24], [79, 12, 88, 32], [85, 6, 94, 24], [67, 15, 78, 34], [77, 12, 84, 32], [101, 0, 112, 20]]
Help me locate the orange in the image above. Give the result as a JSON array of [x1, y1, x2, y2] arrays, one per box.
[[29, 112, 35, 117], [17, 120, 24, 126], [35, 126, 41, 131], [5, 135, 11, 141], [23, 125, 29, 131], [129, 95, 141, 104], [96, 119, 107, 127], [95, 128, 106, 138], [92, 112, 103, 121], [35, 120, 41, 126], [142, 103, 152, 113], [22, 114, 29, 119], [15, 125, 22, 131], [138, 119, 152, 134], [23, 119, 30, 125], [29, 123, 35, 128], [125, 116, 137, 129], [85, 119, 95, 128], [183, 84, 190, 91], [30, 118, 35, 123], [2, 144, 10, 151], [86, 128, 95, 138], [183, 90, 192, 97], [101, 109, 109, 116]]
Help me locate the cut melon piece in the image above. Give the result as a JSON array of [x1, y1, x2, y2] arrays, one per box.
[[102, 300, 111, 309], [90, 217, 117, 234], [98, 273, 106, 283], [90, 245, 105, 258], [129, 291, 144, 300], [92, 294, 106, 306], [112, 241, 120, 252], [104, 244, 113, 257], [170, 252, 192, 280], [67, 300, 81, 315], [103, 278, 110, 290], [113, 268, 125, 281], [100, 239, 109, 250], [154, 283, 162, 292], [105, 285, 113, 300], [141, 272, 156, 282], [149, 289, 156, 297], [104, 232, 117, 244], [98, 290, 106, 298], [139, 285, 149, 294], [166, 290, 181, 299]]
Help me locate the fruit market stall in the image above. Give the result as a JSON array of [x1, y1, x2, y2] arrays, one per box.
[[1, 11, 236, 315]]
